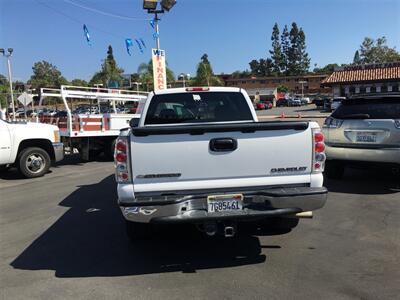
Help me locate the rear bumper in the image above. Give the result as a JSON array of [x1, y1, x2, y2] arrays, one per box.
[[119, 186, 328, 224], [325, 144, 400, 164], [52, 142, 64, 162]]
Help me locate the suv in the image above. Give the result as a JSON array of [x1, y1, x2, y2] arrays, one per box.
[[323, 96, 400, 179]]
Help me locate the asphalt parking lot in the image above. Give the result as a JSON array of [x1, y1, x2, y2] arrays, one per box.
[[1, 152, 399, 299]]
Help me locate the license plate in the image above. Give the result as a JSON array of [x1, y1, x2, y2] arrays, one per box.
[[356, 132, 377, 143], [207, 194, 243, 213]]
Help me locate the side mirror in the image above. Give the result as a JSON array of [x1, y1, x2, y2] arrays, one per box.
[[129, 117, 140, 128]]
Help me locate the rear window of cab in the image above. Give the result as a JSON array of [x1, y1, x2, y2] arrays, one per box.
[[145, 92, 253, 125], [332, 98, 400, 119]]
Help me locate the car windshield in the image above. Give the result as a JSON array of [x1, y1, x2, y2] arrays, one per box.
[[145, 92, 253, 125], [332, 98, 400, 119]]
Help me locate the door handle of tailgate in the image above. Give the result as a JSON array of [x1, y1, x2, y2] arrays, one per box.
[[209, 138, 237, 152]]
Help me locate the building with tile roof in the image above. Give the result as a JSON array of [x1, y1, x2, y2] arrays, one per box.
[[322, 62, 400, 97]]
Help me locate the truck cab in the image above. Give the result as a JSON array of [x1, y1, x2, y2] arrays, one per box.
[[0, 118, 64, 178]]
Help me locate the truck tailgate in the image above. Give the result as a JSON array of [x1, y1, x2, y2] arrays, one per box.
[[129, 122, 313, 193]]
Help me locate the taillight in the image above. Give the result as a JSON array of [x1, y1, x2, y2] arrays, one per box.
[[312, 128, 326, 173], [114, 137, 131, 183], [186, 87, 210, 92]]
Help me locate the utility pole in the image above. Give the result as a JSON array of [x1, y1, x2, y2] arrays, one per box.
[[1, 48, 16, 121]]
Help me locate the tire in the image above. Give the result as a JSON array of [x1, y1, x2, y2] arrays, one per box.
[[325, 160, 345, 179], [18, 147, 51, 178], [103, 139, 116, 161], [125, 220, 152, 241]]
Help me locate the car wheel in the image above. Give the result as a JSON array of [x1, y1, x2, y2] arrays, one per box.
[[18, 147, 51, 178], [325, 160, 345, 179], [125, 220, 153, 241]]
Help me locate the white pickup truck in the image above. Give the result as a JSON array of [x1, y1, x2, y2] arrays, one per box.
[[115, 87, 328, 239], [0, 118, 64, 178]]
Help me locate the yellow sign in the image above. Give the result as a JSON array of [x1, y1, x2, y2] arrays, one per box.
[[152, 49, 167, 91]]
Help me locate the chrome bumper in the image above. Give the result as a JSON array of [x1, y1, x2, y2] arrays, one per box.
[[119, 186, 328, 224], [52, 142, 64, 162]]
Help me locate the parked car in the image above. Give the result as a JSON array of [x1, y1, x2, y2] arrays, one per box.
[[264, 101, 273, 109], [115, 87, 328, 240], [323, 98, 332, 111], [323, 96, 400, 179], [255, 102, 266, 110], [301, 97, 311, 105], [288, 98, 302, 106], [276, 99, 288, 107], [313, 97, 326, 109], [330, 97, 346, 112]]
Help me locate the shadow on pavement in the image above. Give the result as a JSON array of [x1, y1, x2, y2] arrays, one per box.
[[11, 175, 269, 278], [325, 166, 400, 195]]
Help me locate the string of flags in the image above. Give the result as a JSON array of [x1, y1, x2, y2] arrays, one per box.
[[83, 24, 91, 46], [82, 24, 147, 56]]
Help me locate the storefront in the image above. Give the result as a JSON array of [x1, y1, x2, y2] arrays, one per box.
[[322, 62, 400, 97]]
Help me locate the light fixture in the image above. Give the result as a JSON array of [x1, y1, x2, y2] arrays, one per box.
[[0, 49, 4, 55], [160, 0, 176, 11], [8, 48, 13, 54], [143, 0, 158, 10]]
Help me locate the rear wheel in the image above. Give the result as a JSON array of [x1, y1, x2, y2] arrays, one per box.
[[325, 160, 345, 179], [18, 147, 51, 178], [125, 220, 153, 241]]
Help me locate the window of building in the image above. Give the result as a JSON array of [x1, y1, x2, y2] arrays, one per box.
[[370, 86, 376, 93], [349, 86, 355, 94], [251, 80, 256, 84], [260, 80, 266, 84], [241, 81, 247, 84], [392, 84, 399, 92]]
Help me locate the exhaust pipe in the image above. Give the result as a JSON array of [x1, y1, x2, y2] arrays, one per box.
[[295, 211, 313, 218]]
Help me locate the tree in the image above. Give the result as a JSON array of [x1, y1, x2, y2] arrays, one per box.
[[270, 23, 283, 74], [358, 36, 400, 63], [136, 60, 175, 91], [0, 74, 8, 108], [313, 63, 339, 74], [89, 45, 124, 87], [298, 28, 310, 73], [249, 58, 273, 77], [231, 70, 251, 78], [27, 61, 68, 89], [277, 84, 289, 93], [353, 50, 361, 64], [71, 79, 88, 86], [280, 25, 290, 75], [194, 54, 222, 86]]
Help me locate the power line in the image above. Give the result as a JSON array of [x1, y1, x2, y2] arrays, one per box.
[[63, 0, 151, 21], [34, 0, 126, 39]]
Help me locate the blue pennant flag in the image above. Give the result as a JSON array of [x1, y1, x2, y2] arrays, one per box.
[[83, 24, 91, 45], [125, 38, 134, 56], [135, 39, 144, 53], [152, 32, 159, 40], [139, 38, 146, 49], [150, 19, 155, 29]]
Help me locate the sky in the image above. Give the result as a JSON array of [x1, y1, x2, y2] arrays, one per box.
[[1, 0, 399, 82]]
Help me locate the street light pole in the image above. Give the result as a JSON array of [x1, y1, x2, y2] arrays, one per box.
[[1, 48, 16, 120]]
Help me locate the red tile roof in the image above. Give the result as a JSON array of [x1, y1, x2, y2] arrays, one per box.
[[322, 62, 400, 85]]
